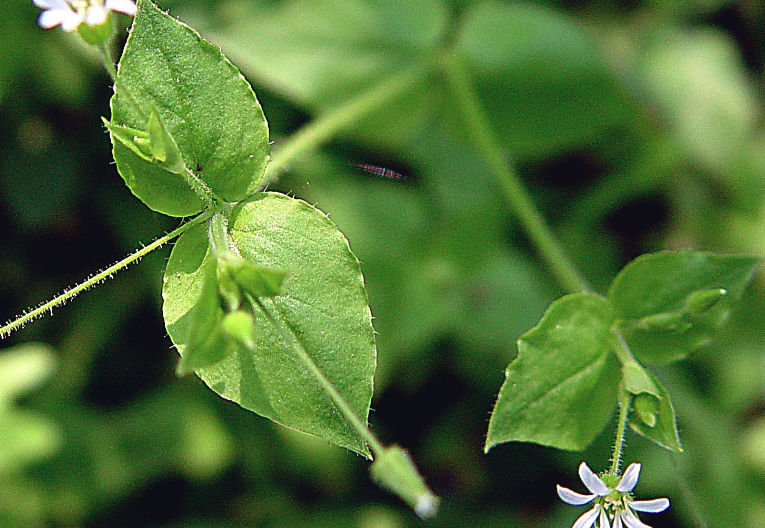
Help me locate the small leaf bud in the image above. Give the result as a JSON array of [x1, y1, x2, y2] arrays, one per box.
[[633, 393, 660, 428], [685, 288, 727, 314], [221, 311, 256, 351]]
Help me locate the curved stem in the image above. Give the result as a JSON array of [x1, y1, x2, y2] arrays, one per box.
[[0, 210, 212, 339], [249, 296, 385, 458], [438, 50, 590, 295], [257, 60, 432, 190]]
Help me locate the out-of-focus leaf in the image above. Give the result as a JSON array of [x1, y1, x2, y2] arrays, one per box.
[[639, 29, 765, 210], [455, 2, 634, 158]]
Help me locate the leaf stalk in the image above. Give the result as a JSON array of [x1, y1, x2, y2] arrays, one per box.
[[0, 210, 212, 339], [438, 49, 590, 295]]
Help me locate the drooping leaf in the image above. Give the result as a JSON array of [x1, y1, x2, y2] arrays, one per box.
[[628, 371, 682, 452], [608, 251, 759, 364], [163, 193, 376, 456], [108, 0, 270, 216], [485, 293, 620, 452]]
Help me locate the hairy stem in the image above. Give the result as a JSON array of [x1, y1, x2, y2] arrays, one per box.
[[257, 60, 431, 190], [0, 211, 212, 339], [610, 385, 632, 475], [438, 50, 590, 294], [250, 296, 385, 458]]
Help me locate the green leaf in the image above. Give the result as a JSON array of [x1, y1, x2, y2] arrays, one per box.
[[163, 193, 376, 456], [609, 250, 759, 364], [109, 0, 270, 217], [176, 255, 231, 376], [628, 371, 682, 452], [485, 293, 620, 452]]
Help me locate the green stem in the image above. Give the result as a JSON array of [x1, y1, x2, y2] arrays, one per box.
[[250, 296, 385, 458], [257, 60, 431, 190], [0, 211, 212, 339], [438, 50, 590, 295], [610, 326, 636, 475], [610, 385, 632, 475], [207, 211, 232, 254], [181, 166, 225, 212]]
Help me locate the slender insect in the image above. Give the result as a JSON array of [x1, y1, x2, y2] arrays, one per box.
[[354, 163, 406, 181]]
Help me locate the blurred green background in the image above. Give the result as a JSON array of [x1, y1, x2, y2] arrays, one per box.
[[3, 0, 765, 526]]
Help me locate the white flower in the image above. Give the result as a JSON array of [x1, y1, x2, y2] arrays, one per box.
[[557, 462, 670, 528], [33, 0, 136, 32]]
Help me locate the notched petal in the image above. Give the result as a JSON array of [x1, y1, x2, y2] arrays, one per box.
[[631, 498, 670, 513], [623, 509, 653, 528], [557, 485, 595, 506], [616, 463, 641, 492], [571, 507, 600, 528], [578, 462, 609, 496]]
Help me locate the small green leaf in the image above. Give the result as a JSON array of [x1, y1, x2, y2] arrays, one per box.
[[221, 311, 256, 352], [103, 107, 185, 174], [109, 0, 270, 216], [370, 446, 439, 519], [485, 293, 620, 452], [217, 251, 287, 299], [609, 251, 759, 364], [622, 361, 660, 399], [628, 371, 682, 452], [144, 108, 185, 174], [175, 256, 231, 376], [163, 193, 376, 457]]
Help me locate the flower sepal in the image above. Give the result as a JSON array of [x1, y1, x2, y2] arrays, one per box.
[[76, 12, 115, 45]]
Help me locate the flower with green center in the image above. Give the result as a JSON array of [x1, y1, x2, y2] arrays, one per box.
[[33, 0, 136, 32], [557, 462, 669, 528]]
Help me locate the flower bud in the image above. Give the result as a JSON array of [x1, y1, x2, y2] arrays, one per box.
[[370, 446, 439, 519]]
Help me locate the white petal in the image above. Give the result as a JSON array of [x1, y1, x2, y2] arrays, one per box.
[[85, 4, 107, 26], [613, 514, 623, 528], [106, 0, 137, 16], [616, 463, 641, 492], [579, 462, 609, 496], [59, 9, 84, 31], [33, 0, 70, 9], [557, 485, 595, 506], [622, 509, 653, 528], [631, 498, 669, 513], [598, 507, 611, 528], [571, 507, 600, 528], [38, 7, 80, 30]]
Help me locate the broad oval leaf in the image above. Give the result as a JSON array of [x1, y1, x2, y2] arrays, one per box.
[[162, 192, 376, 457], [608, 250, 759, 364], [485, 293, 620, 452], [109, 0, 270, 217]]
